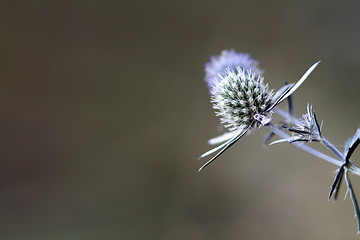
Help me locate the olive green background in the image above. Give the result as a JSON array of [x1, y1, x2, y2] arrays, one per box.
[[0, 0, 359, 239]]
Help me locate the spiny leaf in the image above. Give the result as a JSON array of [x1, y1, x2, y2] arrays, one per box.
[[269, 138, 291, 145], [198, 125, 251, 171], [208, 130, 240, 145], [328, 165, 345, 200], [267, 61, 320, 112], [344, 128, 360, 162]]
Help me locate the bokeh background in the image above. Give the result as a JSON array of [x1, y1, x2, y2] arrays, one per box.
[[0, 0, 359, 239]]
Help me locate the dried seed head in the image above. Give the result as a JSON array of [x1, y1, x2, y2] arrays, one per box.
[[205, 50, 263, 93], [212, 68, 273, 131]]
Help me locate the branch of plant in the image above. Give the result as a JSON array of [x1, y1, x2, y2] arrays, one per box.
[[273, 107, 360, 176]]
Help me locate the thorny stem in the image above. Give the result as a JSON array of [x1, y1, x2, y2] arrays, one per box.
[[268, 124, 342, 166], [322, 137, 345, 162], [274, 107, 360, 176], [323, 138, 360, 177], [273, 106, 360, 234], [321, 137, 360, 176]]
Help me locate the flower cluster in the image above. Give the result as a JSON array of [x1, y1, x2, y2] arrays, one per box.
[[199, 50, 319, 171], [198, 49, 360, 234]]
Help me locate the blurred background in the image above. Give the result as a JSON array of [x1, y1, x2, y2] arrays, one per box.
[[0, 0, 359, 239]]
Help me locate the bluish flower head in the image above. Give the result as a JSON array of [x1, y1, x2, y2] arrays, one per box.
[[205, 50, 263, 94], [212, 67, 273, 131], [199, 61, 320, 171]]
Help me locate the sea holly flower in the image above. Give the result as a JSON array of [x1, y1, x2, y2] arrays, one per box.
[[198, 50, 360, 234], [211, 68, 273, 132], [204, 50, 263, 93], [199, 51, 320, 171]]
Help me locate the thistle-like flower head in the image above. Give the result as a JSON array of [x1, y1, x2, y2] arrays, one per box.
[[199, 50, 320, 171], [205, 50, 263, 93], [212, 67, 273, 131]]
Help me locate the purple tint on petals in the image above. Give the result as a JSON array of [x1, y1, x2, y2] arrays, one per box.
[[204, 50, 263, 94]]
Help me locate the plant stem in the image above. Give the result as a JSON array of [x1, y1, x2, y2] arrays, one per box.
[[273, 107, 360, 176], [268, 124, 342, 167], [321, 137, 345, 162]]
